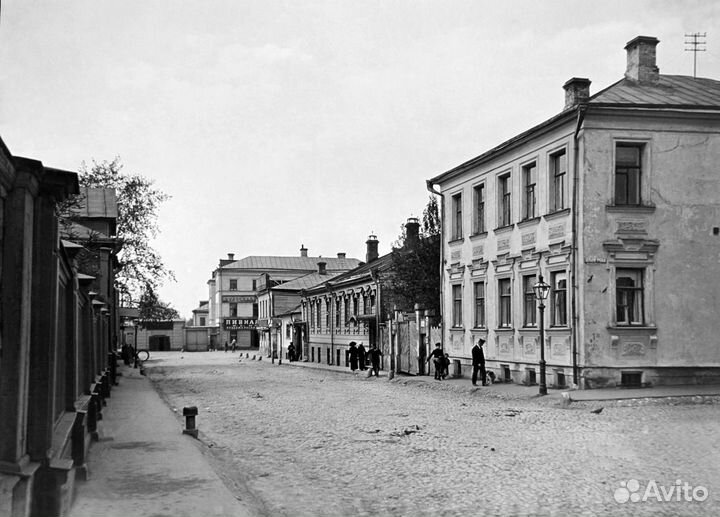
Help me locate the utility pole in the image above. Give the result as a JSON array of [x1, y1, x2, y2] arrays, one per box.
[[684, 32, 707, 78]]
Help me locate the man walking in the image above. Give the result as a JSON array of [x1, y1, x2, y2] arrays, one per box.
[[472, 338, 487, 386], [368, 344, 383, 377]]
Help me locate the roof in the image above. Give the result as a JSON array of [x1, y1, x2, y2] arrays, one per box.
[[192, 301, 209, 313], [272, 271, 344, 291], [590, 75, 720, 108], [304, 252, 394, 294], [221, 255, 361, 272], [75, 187, 118, 219], [430, 73, 720, 185]]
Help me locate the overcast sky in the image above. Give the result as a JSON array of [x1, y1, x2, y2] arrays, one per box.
[[2, 1, 719, 318]]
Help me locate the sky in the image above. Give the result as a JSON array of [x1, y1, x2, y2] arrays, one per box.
[[2, 1, 719, 318]]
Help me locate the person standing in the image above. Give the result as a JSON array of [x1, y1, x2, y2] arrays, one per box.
[[357, 342, 367, 370], [472, 338, 487, 386], [287, 342, 296, 362], [426, 343, 444, 380], [231, 338, 237, 353], [348, 341, 359, 371], [368, 344, 383, 377], [224, 341, 229, 353]]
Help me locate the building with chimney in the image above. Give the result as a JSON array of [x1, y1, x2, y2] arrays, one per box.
[[206, 247, 360, 349], [428, 36, 720, 389]]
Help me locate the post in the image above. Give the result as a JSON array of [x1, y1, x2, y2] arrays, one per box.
[[538, 289, 547, 396]]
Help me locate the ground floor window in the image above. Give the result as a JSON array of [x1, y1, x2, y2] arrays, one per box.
[[551, 271, 568, 326], [498, 278, 512, 328], [616, 268, 644, 325]]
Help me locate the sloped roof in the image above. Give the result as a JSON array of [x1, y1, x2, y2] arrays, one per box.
[[75, 187, 118, 219], [590, 75, 720, 108], [431, 73, 720, 184], [304, 252, 394, 294], [272, 271, 344, 291], [222, 255, 361, 271]]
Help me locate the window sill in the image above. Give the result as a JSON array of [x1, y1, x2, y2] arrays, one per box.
[[448, 237, 465, 245], [605, 205, 656, 214], [450, 326, 465, 332], [493, 224, 515, 235], [470, 231, 488, 240], [495, 327, 514, 332], [471, 327, 487, 331], [517, 217, 541, 229], [608, 325, 657, 331], [518, 326, 539, 332], [544, 208, 571, 221]]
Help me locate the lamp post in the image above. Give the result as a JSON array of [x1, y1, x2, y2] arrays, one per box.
[[533, 275, 551, 395]]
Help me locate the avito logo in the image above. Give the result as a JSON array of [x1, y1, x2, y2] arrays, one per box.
[[614, 479, 709, 504]]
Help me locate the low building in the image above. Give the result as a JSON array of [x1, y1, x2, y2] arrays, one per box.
[[428, 36, 720, 388]]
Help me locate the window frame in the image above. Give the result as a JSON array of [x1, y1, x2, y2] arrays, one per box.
[[549, 149, 567, 212], [452, 283, 463, 328], [472, 182, 486, 235], [498, 277, 512, 328], [498, 172, 512, 227], [616, 268, 644, 326], [522, 274, 537, 327], [614, 143, 643, 206], [473, 281, 486, 328], [550, 271, 568, 327], [522, 162, 537, 221], [451, 192, 463, 240]]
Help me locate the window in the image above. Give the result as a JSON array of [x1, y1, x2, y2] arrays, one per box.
[[473, 183, 486, 234], [325, 299, 330, 329], [316, 301, 322, 329], [229, 279, 237, 290], [473, 282, 485, 328], [615, 144, 642, 205], [550, 150, 567, 212], [523, 275, 537, 327], [252, 279, 257, 290], [498, 278, 512, 327], [616, 269, 644, 325], [451, 192, 463, 240], [522, 163, 537, 220], [229, 302, 238, 317], [452, 284, 463, 327], [352, 297, 358, 317], [499, 173, 512, 227], [335, 299, 341, 327], [199, 316, 206, 326], [342, 298, 347, 325], [551, 272, 568, 326]]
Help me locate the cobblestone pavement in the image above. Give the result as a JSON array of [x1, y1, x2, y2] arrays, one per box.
[[145, 352, 720, 516]]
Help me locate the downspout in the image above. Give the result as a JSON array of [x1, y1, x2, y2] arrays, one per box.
[[369, 268, 381, 369], [425, 180, 444, 352], [571, 105, 587, 386], [325, 281, 334, 365]]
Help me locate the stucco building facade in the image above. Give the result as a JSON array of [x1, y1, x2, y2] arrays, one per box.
[[428, 36, 720, 388]]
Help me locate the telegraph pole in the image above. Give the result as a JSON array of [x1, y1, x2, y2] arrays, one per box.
[[684, 32, 707, 78]]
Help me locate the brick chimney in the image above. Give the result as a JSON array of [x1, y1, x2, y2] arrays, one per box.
[[317, 261, 327, 275], [405, 217, 420, 249], [563, 77, 591, 109], [300, 244, 308, 257], [625, 36, 660, 83], [366, 234, 379, 263], [228, 253, 234, 261], [337, 252, 346, 259]]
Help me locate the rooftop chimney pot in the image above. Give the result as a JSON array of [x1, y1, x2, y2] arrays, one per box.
[[405, 217, 420, 250], [300, 244, 308, 257], [337, 252, 346, 259], [625, 36, 660, 84], [317, 261, 327, 275], [366, 234, 379, 263], [228, 253, 234, 261]]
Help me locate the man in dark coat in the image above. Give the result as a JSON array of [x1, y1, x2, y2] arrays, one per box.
[[368, 344, 383, 377], [357, 342, 367, 370], [472, 338, 487, 386], [426, 343, 444, 380], [348, 341, 359, 371]]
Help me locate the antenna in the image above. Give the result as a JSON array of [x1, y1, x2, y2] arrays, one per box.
[[684, 32, 707, 78]]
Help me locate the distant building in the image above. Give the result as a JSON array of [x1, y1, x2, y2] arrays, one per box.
[[206, 247, 361, 350], [428, 36, 720, 388]]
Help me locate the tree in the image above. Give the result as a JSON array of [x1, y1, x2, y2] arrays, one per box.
[[60, 157, 176, 309], [138, 283, 180, 321], [385, 196, 441, 317]]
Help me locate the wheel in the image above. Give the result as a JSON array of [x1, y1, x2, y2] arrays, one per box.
[[137, 350, 150, 362]]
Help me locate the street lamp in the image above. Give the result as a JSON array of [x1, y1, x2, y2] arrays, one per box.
[[533, 275, 551, 395]]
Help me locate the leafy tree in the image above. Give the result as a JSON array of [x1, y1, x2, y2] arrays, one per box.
[[138, 283, 180, 321], [60, 157, 176, 311], [385, 196, 441, 317]]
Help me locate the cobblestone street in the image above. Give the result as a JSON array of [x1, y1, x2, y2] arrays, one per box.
[[145, 353, 720, 516]]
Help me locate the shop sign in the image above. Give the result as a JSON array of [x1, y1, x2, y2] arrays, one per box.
[[223, 318, 257, 329], [222, 295, 256, 303]]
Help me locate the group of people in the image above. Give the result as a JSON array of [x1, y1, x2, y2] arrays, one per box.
[[427, 339, 487, 386], [347, 341, 383, 376], [223, 339, 237, 353]]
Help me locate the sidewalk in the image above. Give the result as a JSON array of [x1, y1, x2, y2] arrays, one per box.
[[69, 365, 254, 517], [279, 355, 720, 404]]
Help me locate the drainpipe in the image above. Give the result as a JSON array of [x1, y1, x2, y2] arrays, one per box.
[[369, 268, 381, 367], [325, 281, 334, 365], [425, 180, 444, 352], [571, 106, 587, 386]]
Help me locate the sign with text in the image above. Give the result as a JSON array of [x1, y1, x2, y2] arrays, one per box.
[[222, 295, 256, 303], [223, 318, 257, 329]]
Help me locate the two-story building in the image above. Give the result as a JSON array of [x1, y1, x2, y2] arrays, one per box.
[[428, 36, 720, 389], [206, 247, 360, 349]]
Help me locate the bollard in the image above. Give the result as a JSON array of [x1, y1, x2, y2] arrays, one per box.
[[183, 406, 199, 438]]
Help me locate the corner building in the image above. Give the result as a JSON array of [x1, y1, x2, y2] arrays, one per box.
[[428, 36, 720, 388]]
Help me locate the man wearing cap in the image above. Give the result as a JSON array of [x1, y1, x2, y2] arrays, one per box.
[[472, 338, 487, 386]]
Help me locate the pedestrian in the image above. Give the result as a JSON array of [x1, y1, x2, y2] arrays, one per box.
[[348, 341, 359, 371], [472, 338, 487, 386], [442, 353, 451, 380], [357, 342, 367, 370], [426, 343, 444, 380], [224, 341, 229, 353], [288, 343, 296, 362], [231, 338, 237, 353], [368, 344, 383, 377]]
